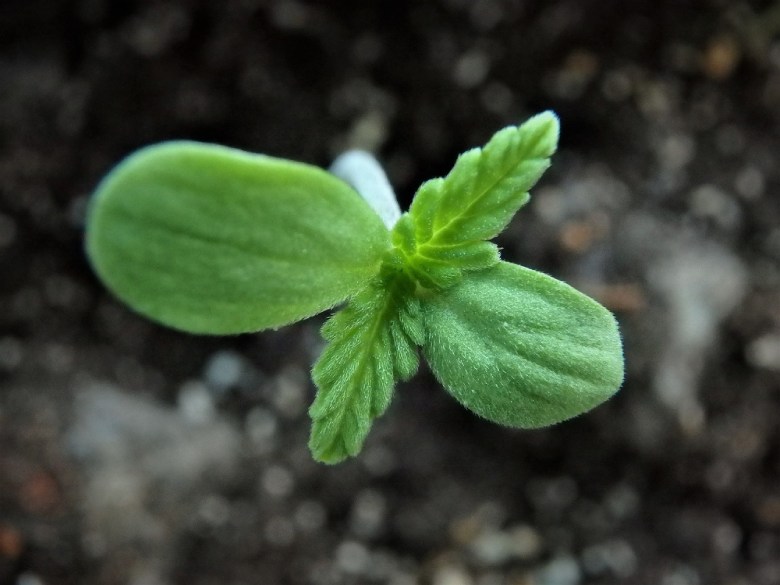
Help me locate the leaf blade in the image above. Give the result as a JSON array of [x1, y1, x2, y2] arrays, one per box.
[[309, 277, 421, 464], [86, 141, 390, 334], [408, 111, 559, 250], [396, 112, 559, 287], [422, 261, 624, 428]]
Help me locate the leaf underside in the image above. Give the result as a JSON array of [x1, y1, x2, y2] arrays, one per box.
[[86, 141, 390, 334]]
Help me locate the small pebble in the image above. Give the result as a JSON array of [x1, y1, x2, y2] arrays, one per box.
[[702, 35, 740, 80], [270, 368, 307, 418], [432, 564, 473, 585], [203, 350, 246, 392], [245, 407, 278, 447], [661, 564, 700, 585], [526, 476, 578, 514], [658, 134, 695, 171], [535, 556, 582, 585], [350, 489, 387, 538], [746, 333, 780, 371], [735, 166, 765, 200], [198, 495, 231, 527], [388, 574, 417, 585], [261, 465, 294, 498], [336, 541, 371, 575], [712, 519, 742, 554], [603, 484, 640, 520], [581, 539, 637, 577], [688, 184, 741, 230], [178, 381, 215, 423], [469, 524, 543, 565], [16, 574, 45, 585], [294, 500, 327, 534], [270, 1, 308, 30], [454, 49, 490, 88], [470, 0, 504, 31], [362, 444, 398, 476]]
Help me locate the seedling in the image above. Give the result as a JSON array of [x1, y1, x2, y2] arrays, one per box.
[[86, 112, 624, 464]]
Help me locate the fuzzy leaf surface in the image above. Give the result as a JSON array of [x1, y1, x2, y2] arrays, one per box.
[[398, 112, 559, 283], [309, 276, 422, 464], [422, 261, 624, 427], [86, 141, 390, 334]]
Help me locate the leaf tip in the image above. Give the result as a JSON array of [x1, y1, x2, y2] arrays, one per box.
[[309, 443, 349, 465], [525, 110, 560, 157]]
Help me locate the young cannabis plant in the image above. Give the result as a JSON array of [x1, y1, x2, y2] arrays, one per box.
[[86, 112, 624, 464]]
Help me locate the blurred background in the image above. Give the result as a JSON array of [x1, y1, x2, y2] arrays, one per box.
[[1, 1, 779, 584]]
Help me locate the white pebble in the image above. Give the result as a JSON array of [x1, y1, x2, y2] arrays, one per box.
[[178, 381, 215, 423]]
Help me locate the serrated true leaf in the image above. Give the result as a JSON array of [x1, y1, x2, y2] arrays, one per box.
[[86, 141, 390, 334], [422, 261, 624, 428], [400, 112, 559, 279], [309, 276, 421, 464]]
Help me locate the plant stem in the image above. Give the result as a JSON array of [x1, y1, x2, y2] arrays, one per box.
[[329, 150, 401, 229]]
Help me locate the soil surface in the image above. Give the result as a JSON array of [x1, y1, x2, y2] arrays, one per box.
[[2, 1, 780, 584]]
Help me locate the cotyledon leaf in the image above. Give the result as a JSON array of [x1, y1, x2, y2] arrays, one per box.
[[309, 275, 423, 464], [86, 141, 391, 334], [396, 112, 559, 283], [422, 261, 624, 428]]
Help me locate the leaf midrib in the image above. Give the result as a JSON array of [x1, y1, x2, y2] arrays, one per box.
[[320, 287, 396, 457], [424, 128, 545, 247]]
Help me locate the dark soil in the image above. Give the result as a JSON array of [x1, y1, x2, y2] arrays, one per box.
[[2, 1, 780, 584]]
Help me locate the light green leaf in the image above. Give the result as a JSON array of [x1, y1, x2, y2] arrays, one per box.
[[309, 275, 421, 464], [397, 112, 559, 282], [422, 261, 624, 428], [86, 141, 390, 334]]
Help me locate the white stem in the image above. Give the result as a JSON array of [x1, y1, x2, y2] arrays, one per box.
[[329, 150, 401, 229]]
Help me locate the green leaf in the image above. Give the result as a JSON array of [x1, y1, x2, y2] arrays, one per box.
[[309, 275, 422, 464], [398, 111, 560, 280], [85, 141, 391, 334], [422, 261, 624, 428]]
